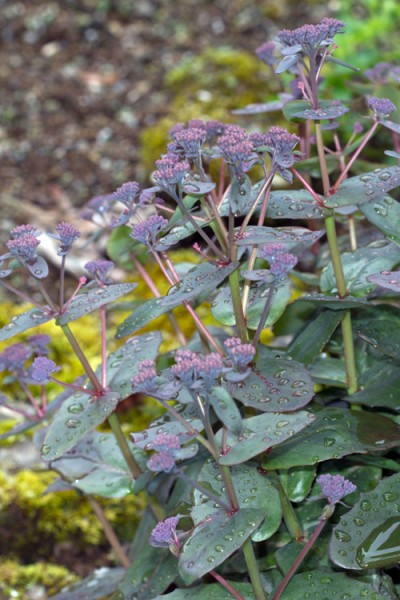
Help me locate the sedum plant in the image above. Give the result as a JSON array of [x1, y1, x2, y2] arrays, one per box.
[[1, 16, 400, 600]]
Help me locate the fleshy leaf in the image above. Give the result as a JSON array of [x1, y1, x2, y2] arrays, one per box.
[[108, 331, 162, 398], [56, 283, 137, 325], [246, 279, 292, 330], [152, 583, 254, 600], [45, 432, 142, 497], [208, 387, 242, 435], [263, 408, 400, 469], [41, 389, 120, 460], [228, 175, 252, 214], [320, 241, 400, 296], [234, 226, 323, 247], [183, 181, 215, 195], [281, 465, 316, 503], [0, 307, 54, 342], [356, 307, 400, 360], [118, 508, 177, 599], [346, 363, 400, 411], [179, 508, 265, 584], [116, 262, 238, 338], [288, 310, 345, 364], [360, 195, 400, 245], [330, 473, 400, 570], [325, 166, 400, 208], [217, 411, 314, 466], [279, 571, 388, 599], [367, 270, 400, 291], [229, 354, 314, 412], [26, 255, 49, 279], [50, 567, 125, 600], [295, 293, 370, 309], [283, 99, 349, 121]]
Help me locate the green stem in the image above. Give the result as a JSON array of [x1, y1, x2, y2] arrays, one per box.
[[242, 539, 267, 600], [108, 412, 142, 479], [88, 496, 131, 568], [60, 324, 102, 393], [228, 238, 248, 343], [315, 123, 358, 397], [210, 570, 245, 600], [272, 472, 303, 540]]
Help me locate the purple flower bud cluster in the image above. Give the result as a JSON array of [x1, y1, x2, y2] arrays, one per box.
[[10, 224, 40, 238], [260, 243, 298, 277], [84, 259, 115, 285], [171, 349, 223, 391], [131, 360, 158, 394], [169, 127, 208, 160], [49, 222, 81, 256], [367, 96, 396, 120], [317, 474, 356, 504], [169, 119, 226, 147], [6, 230, 40, 264], [153, 154, 190, 191], [80, 194, 116, 223], [224, 337, 256, 370], [150, 515, 182, 553], [112, 181, 140, 208], [277, 18, 345, 55], [249, 132, 270, 151], [31, 356, 60, 384], [255, 42, 278, 67], [217, 125, 256, 178], [265, 126, 300, 169], [130, 215, 169, 247], [146, 433, 182, 473], [0, 343, 32, 373], [27, 334, 51, 356], [364, 62, 400, 85]]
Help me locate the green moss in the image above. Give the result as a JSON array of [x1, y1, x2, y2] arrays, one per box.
[[140, 46, 274, 171], [0, 559, 77, 598], [0, 469, 145, 561]]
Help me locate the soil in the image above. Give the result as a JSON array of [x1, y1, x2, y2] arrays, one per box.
[[0, 0, 321, 229]]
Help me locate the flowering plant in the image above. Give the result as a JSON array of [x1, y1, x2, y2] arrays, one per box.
[[1, 17, 400, 600]]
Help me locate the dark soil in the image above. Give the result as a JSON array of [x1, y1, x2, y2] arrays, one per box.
[[0, 0, 322, 228]]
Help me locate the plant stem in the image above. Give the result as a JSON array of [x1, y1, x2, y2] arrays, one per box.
[[252, 284, 275, 349], [59, 255, 66, 309], [176, 467, 232, 512], [272, 472, 303, 540], [210, 570, 245, 600], [88, 496, 131, 568], [314, 123, 358, 397], [228, 217, 248, 342], [108, 412, 142, 479], [242, 539, 267, 600], [60, 324, 102, 393], [0, 280, 49, 311], [272, 509, 333, 600]]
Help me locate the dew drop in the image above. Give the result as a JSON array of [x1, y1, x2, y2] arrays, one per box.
[[334, 530, 351, 542], [214, 544, 225, 553], [41, 444, 51, 456], [65, 418, 81, 429], [68, 403, 84, 414], [383, 492, 399, 502], [353, 517, 365, 526], [373, 204, 388, 216], [378, 171, 391, 181]]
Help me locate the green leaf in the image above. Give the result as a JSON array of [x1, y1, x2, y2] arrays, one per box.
[[56, 283, 137, 325], [118, 508, 177, 599], [234, 226, 323, 247], [263, 408, 400, 469], [229, 353, 314, 412], [0, 307, 54, 342], [217, 411, 314, 466], [283, 99, 349, 121], [324, 165, 400, 208], [320, 241, 400, 296], [208, 386, 242, 435], [367, 270, 400, 292], [228, 174, 252, 214], [279, 571, 388, 599], [47, 432, 142, 498], [295, 293, 370, 309], [356, 307, 400, 360], [41, 389, 120, 460], [360, 195, 400, 245], [116, 262, 239, 338], [346, 363, 400, 411], [178, 508, 265, 584], [50, 567, 125, 600], [190, 461, 281, 541], [288, 310, 345, 364], [108, 331, 162, 398], [309, 355, 347, 387], [281, 465, 317, 503], [152, 583, 254, 600], [246, 279, 292, 330], [330, 473, 400, 570]]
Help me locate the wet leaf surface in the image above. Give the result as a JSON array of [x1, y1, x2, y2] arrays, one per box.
[[0, 307, 54, 342], [263, 408, 400, 469], [330, 473, 400, 570], [325, 166, 400, 208], [280, 570, 388, 599]]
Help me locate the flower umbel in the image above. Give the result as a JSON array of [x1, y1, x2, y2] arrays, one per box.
[[31, 357, 60, 384], [84, 260, 115, 285], [150, 516, 182, 555], [367, 96, 396, 120], [49, 222, 81, 256], [317, 474, 356, 505]]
